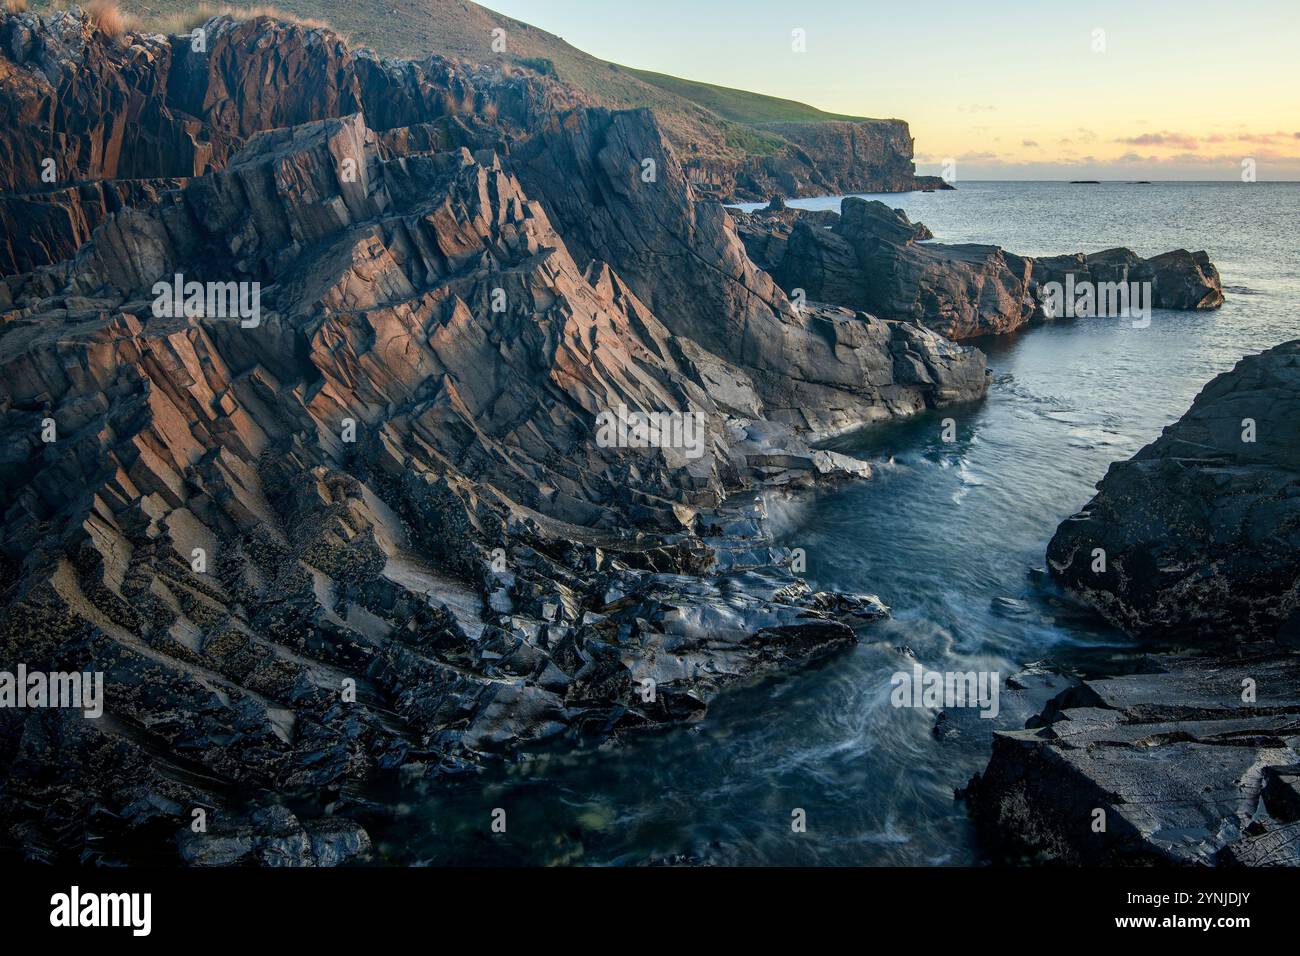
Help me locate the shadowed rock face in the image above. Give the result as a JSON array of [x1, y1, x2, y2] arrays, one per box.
[[514, 109, 986, 439], [968, 653, 1300, 865], [969, 341, 1300, 866], [752, 197, 1224, 339], [0, 13, 985, 864], [1048, 340, 1300, 642]]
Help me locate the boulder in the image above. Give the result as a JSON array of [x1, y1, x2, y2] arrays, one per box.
[[1048, 340, 1300, 641]]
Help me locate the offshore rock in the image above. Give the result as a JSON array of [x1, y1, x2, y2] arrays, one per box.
[[761, 198, 1224, 339]]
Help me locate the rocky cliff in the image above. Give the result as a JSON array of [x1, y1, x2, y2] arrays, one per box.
[[0, 10, 987, 864], [689, 119, 949, 202]]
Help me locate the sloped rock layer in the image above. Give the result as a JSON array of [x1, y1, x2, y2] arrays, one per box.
[[968, 653, 1300, 865], [0, 12, 986, 864]]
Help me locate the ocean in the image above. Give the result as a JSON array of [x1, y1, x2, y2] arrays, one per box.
[[373, 181, 1300, 865]]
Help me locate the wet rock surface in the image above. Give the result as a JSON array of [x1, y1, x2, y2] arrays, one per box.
[[972, 341, 1300, 865], [968, 651, 1300, 865], [1048, 340, 1300, 641], [0, 12, 983, 864], [746, 197, 1224, 339]]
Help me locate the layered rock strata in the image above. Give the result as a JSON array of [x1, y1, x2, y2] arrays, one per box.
[[0, 12, 986, 864]]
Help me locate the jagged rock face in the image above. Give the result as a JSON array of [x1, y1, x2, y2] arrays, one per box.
[[0, 13, 190, 191], [1047, 340, 1300, 642], [514, 110, 987, 438], [0, 177, 185, 277], [761, 198, 1225, 340], [968, 652, 1300, 865], [0, 12, 583, 275], [730, 204, 841, 273], [0, 110, 881, 863], [0, 13, 988, 864]]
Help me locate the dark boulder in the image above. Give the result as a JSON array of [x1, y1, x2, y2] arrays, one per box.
[[1048, 340, 1300, 641], [968, 652, 1300, 865]]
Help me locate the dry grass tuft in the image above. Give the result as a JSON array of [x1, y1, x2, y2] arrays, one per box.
[[150, 3, 334, 35], [86, 0, 137, 36], [4, 0, 30, 15]]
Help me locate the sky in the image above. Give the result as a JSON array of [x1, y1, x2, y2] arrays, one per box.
[[482, 0, 1300, 180]]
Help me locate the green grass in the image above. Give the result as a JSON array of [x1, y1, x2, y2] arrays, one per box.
[[25, 0, 874, 168], [625, 67, 866, 126]]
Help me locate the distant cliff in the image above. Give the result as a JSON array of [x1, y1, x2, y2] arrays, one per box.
[[688, 119, 948, 202]]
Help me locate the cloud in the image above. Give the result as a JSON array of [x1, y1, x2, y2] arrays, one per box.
[[958, 104, 997, 113], [956, 150, 999, 161], [1116, 131, 1199, 150], [1022, 139, 1039, 148], [916, 153, 1300, 181], [1236, 131, 1291, 144]]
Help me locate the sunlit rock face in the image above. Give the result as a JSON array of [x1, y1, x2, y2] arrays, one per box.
[[0, 11, 985, 864]]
